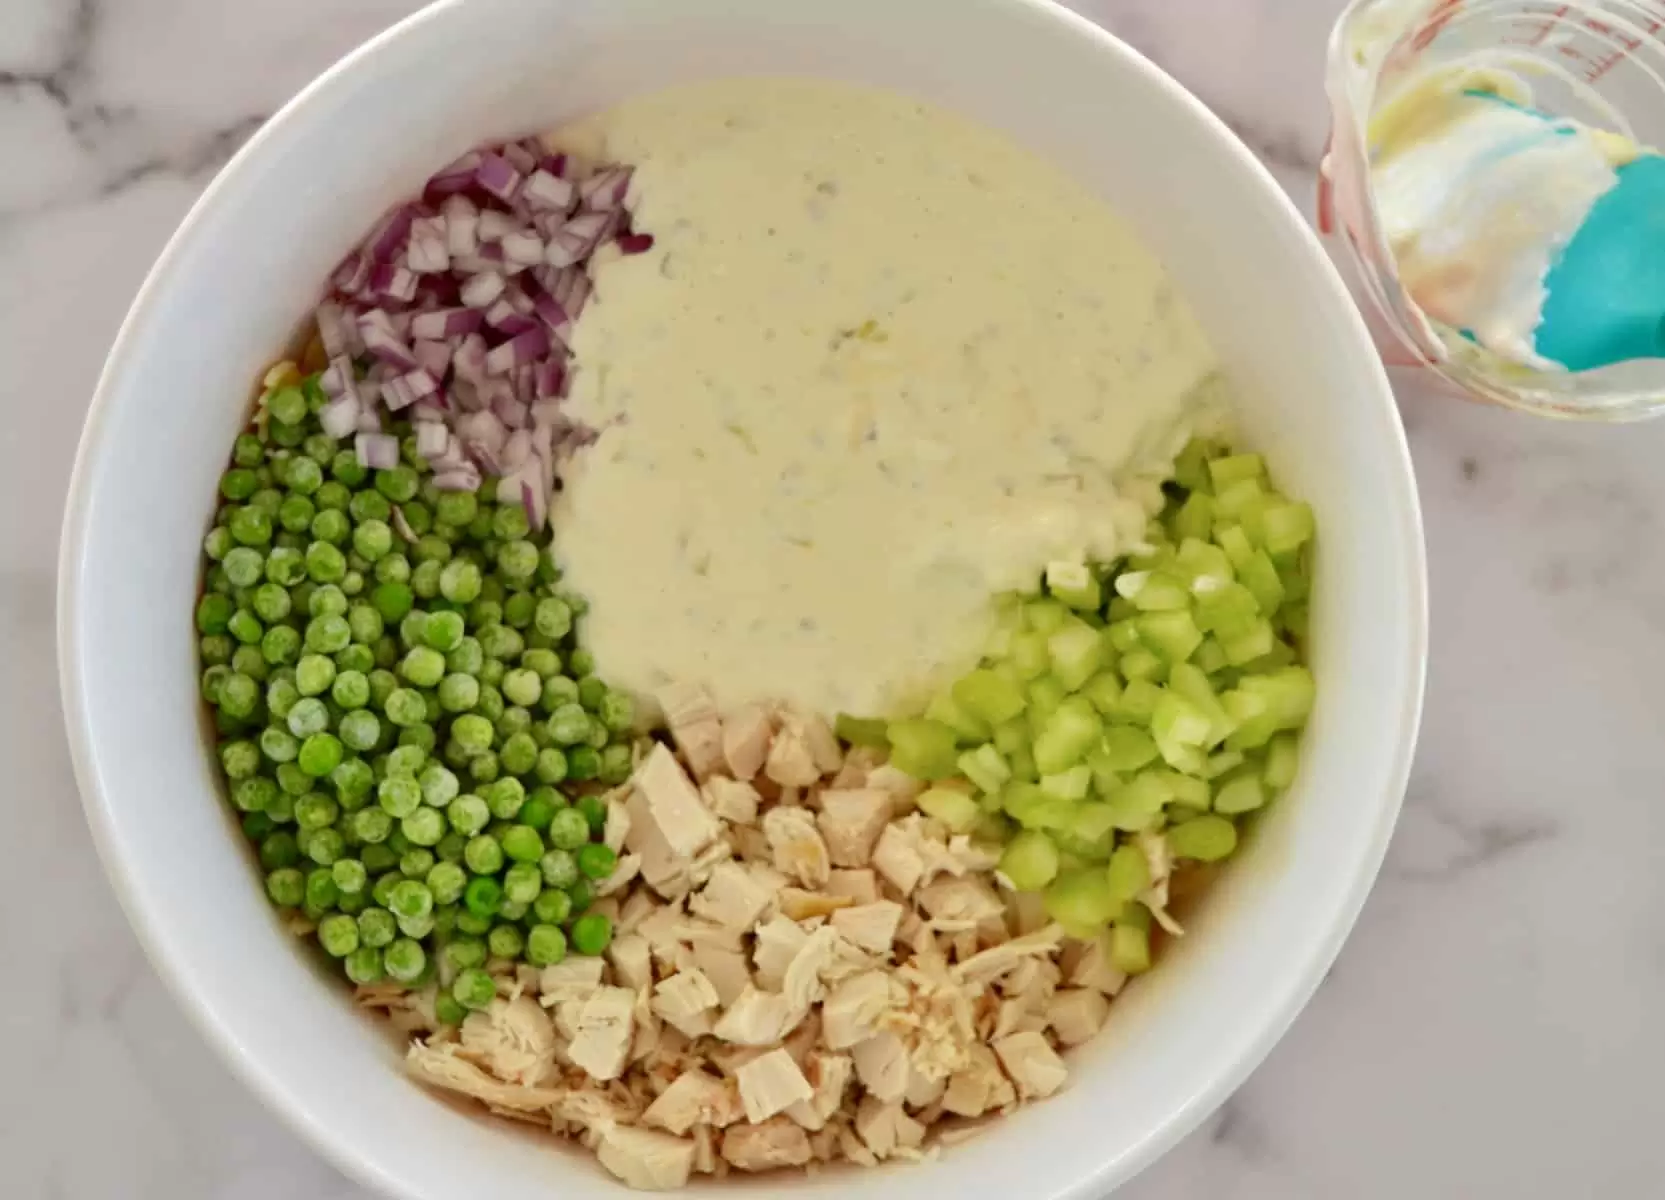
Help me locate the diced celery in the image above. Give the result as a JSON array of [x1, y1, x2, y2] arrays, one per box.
[[1264, 732, 1300, 790], [1116, 678, 1164, 725], [1253, 640, 1297, 670], [1032, 699, 1104, 775], [925, 690, 991, 743], [1040, 764, 1092, 802], [1002, 782, 1075, 830], [1000, 830, 1060, 892], [993, 718, 1028, 756], [1194, 581, 1259, 635], [1153, 734, 1206, 775], [1119, 648, 1164, 681], [1209, 452, 1265, 489], [1119, 900, 1153, 933], [1168, 803, 1210, 824], [957, 744, 1012, 794], [1171, 492, 1215, 542], [1106, 596, 1137, 622], [1213, 773, 1266, 815], [1106, 770, 1172, 831], [834, 713, 890, 748], [1240, 666, 1315, 730], [1052, 828, 1114, 865], [1165, 770, 1211, 811], [1194, 638, 1228, 675], [1239, 551, 1286, 615], [1261, 501, 1315, 555], [1101, 725, 1159, 772], [1167, 815, 1239, 861], [979, 787, 1006, 814], [1026, 675, 1067, 728], [1024, 598, 1071, 635], [1086, 747, 1123, 798], [1105, 843, 1151, 903], [1007, 743, 1038, 782], [1168, 663, 1234, 745], [1109, 923, 1152, 974], [918, 786, 982, 832], [1221, 619, 1276, 666], [1044, 868, 1120, 932], [1114, 570, 1151, 602], [1130, 571, 1191, 613], [1009, 631, 1052, 681], [1107, 619, 1143, 653], [951, 668, 1026, 726], [1081, 671, 1124, 716], [1217, 524, 1255, 570], [1176, 538, 1234, 586], [1151, 691, 1211, 748], [1204, 748, 1246, 779], [886, 718, 961, 780], [1279, 559, 1311, 602], [976, 812, 1014, 842], [1173, 438, 1216, 493], [1049, 621, 1107, 691], [1214, 478, 1265, 521], [1046, 561, 1103, 611], [1071, 802, 1120, 842], [1135, 611, 1203, 663]]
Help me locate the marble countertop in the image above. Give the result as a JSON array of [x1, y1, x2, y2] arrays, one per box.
[[4, 0, 1660, 1196]]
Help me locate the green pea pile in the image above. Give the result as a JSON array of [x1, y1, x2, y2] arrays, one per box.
[[197, 363, 634, 1024]]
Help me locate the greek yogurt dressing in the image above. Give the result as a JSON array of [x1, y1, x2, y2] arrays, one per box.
[[549, 78, 1218, 716]]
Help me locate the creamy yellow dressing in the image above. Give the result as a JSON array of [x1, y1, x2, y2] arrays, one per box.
[[550, 78, 1218, 716]]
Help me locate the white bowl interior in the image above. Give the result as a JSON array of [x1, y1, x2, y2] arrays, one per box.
[[59, 1, 1425, 1197]]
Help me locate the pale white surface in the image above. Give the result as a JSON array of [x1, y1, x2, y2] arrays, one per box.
[[57, 1, 1418, 1198], [1, 6, 1658, 1200]]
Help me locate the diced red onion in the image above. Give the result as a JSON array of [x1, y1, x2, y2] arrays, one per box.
[[522, 170, 576, 213], [485, 298, 537, 337], [579, 165, 633, 212], [484, 326, 550, 375], [355, 432, 400, 469], [501, 230, 544, 267], [319, 355, 355, 398], [406, 217, 450, 273], [410, 307, 483, 340], [500, 428, 532, 470], [501, 141, 538, 176], [357, 310, 419, 371], [415, 421, 450, 459], [425, 151, 481, 198], [477, 209, 519, 243], [617, 232, 655, 255], [434, 464, 482, 492], [456, 409, 508, 454], [319, 392, 360, 438], [412, 338, 454, 378], [316, 302, 351, 358], [461, 272, 506, 309], [370, 263, 419, 302], [381, 376, 418, 412], [494, 392, 530, 430], [441, 194, 480, 257], [474, 153, 524, 204]]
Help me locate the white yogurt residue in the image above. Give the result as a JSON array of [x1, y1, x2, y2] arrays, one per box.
[[549, 79, 1217, 716], [1369, 72, 1630, 367]]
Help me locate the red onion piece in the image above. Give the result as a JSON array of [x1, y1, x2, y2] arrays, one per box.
[[484, 326, 550, 375], [523, 170, 576, 213], [474, 153, 524, 204], [410, 308, 483, 341], [617, 232, 655, 255], [355, 432, 400, 470], [461, 272, 506, 309], [579, 166, 633, 212], [414, 421, 450, 459], [412, 338, 454, 379], [319, 393, 360, 439]]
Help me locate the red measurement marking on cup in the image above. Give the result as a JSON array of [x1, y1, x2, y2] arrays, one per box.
[[1503, 2, 1665, 81]]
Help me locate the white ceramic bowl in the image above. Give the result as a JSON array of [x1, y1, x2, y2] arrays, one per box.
[[58, 1, 1426, 1196]]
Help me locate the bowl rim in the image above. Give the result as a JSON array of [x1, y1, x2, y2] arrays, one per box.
[[57, 0, 1428, 1196]]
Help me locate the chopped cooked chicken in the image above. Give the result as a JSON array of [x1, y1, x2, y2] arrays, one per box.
[[784, 1051, 853, 1131], [722, 704, 774, 781], [618, 888, 659, 935], [539, 957, 606, 1005], [1064, 933, 1129, 996], [822, 969, 896, 1050], [604, 795, 633, 852], [762, 806, 832, 888], [764, 719, 821, 788], [598, 853, 644, 897], [568, 986, 637, 1082], [830, 901, 903, 955], [642, 1068, 743, 1135], [941, 1043, 1012, 1118], [702, 777, 761, 826], [405, 1041, 564, 1112], [866, 764, 922, 804], [851, 1031, 910, 1102], [831, 744, 883, 789], [691, 942, 753, 1008], [992, 1031, 1069, 1100], [736, 1047, 815, 1123], [691, 861, 780, 930], [781, 925, 845, 1009], [651, 969, 721, 1040], [712, 986, 807, 1046], [793, 711, 844, 775], [657, 682, 724, 781], [753, 914, 810, 988], [609, 934, 654, 992], [597, 1124, 697, 1191], [955, 924, 1066, 985], [459, 994, 557, 1086], [871, 821, 928, 896], [905, 1062, 948, 1109], [917, 876, 1005, 928], [636, 743, 722, 859], [721, 1116, 813, 1172], [854, 1096, 926, 1160], [1046, 988, 1111, 1047], [625, 789, 693, 897], [778, 888, 853, 921], [816, 788, 892, 867], [826, 868, 880, 905]]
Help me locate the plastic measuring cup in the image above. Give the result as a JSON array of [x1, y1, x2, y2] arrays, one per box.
[[1320, 0, 1665, 419]]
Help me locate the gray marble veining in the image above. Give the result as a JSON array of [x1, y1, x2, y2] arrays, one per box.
[[4, 0, 1662, 1196]]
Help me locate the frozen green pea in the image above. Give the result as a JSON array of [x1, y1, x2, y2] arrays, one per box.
[[309, 584, 349, 618], [464, 835, 504, 875], [448, 794, 491, 836], [378, 776, 422, 819], [539, 848, 578, 889]]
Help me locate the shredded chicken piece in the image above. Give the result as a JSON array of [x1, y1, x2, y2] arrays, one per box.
[[604, 795, 633, 852], [736, 1047, 815, 1123], [822, 969, 897, 1050], [721, 1116, 813, 1172], [636, 743, 722, 859], [941, 1043, 1014, 1118], [405, 1041, 564, 1112], [917, 876, 1005, 928], [871, 821, 928, 896], [816, 788, 892, 867], [702, 777, 761, 826], [854, 1096, 926, 1160], [783, 1051, 853, 1131], [568, 986, 637, 1082], [721, 704, 774, 781], [830, 900, 903, 955], [992, 1031, 1069, 1100], [651, 969, 721, 1040], [1046, 988, 1111, 1047], [657, 682, 725, 781], [779, 888, 852, 921], [954, 924, 1066, 985], [690, 861, 780, 930], [762, 805, 832, 888], [764, 720, 822, 788], [642, 1069, 743, 1135], [851, 1031, 910, 1102], [597, 1124, 697, 1191], [458, 994, 557, 1086], [826, 868, 881, 905], [691, 942, 753, 1008], [712, 985, 807, 1046], [609, 934, 654, 992], [1063, 933, 1129, 996], [539, 957, 606, 1005]]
